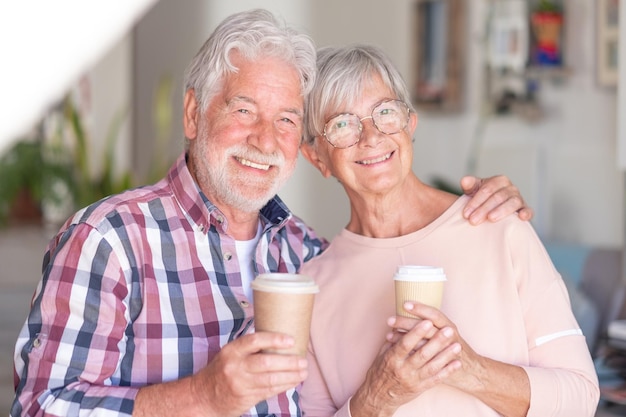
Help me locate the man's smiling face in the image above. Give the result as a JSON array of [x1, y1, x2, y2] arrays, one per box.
[[185, 51, 304, 213]]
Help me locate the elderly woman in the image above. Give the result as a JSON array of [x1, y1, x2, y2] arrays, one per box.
[[298, 45, 599, 417]]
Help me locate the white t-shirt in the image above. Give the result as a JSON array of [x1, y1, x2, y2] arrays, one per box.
[[236, 221, 262, 300]]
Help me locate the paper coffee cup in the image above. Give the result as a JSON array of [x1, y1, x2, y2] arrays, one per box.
[[394, 265, 446, 318], [251, 273, 319, 356]]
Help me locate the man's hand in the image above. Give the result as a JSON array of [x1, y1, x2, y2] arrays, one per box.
[[134, 332, 308, 417], [460, 175, 534, 225], [194, 332, 308, 416]]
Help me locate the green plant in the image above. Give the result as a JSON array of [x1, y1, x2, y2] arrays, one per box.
[[0, 93, 134, 226], [535, 0, 561, 13], [0, 139, 75, 225], [62, 96, 133, 207], [0, 73, 176, 227], [63, 73, 177, 206]]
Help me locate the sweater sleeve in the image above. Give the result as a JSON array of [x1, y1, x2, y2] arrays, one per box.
[[301, 341, 352, 417], [509, 221, 600, 417], [522, 280, 600, 417]]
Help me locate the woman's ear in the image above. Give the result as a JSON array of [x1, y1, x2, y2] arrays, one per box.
[[183, 89, 199, 140], [300, 141, 332, 178], [408, 111, 418, 137]]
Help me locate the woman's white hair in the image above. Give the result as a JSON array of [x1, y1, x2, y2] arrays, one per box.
[[304, 44, 415, 145]]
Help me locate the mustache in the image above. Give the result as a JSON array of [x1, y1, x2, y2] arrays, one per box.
[[228, 145, 285, 168]]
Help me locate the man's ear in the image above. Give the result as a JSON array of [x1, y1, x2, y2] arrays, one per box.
[[183, 89, 199, 140], [300, 141, 332, 178]]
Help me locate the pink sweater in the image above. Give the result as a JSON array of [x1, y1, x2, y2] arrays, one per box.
[[300, 196, 599, 417]]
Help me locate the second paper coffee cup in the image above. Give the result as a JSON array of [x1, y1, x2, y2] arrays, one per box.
[[251, 273, 319, 356], [394, 265, 446, 318]]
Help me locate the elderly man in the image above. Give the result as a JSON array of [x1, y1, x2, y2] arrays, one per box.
[[11, 9, 531, 417]]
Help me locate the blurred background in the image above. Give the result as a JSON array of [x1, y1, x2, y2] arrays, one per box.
[[0, 0, 624, 414]]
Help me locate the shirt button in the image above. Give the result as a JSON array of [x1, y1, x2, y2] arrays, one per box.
[[198, 224, 206, 233], [223, 252, 232, 261], [240, 301, 250, 308], [216, 215, 224, 224], [33, 338, 41, 348]]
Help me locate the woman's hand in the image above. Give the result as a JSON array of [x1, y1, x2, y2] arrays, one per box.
[[390, 302, 530, 417], [391, 303, 486, 393], [349, 316, 461, 417]]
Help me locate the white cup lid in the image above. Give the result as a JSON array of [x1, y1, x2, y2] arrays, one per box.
[[251, 273, 320, 294], [394, 265, 447, 282]]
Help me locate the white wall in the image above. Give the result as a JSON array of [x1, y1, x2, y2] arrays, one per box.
[[134, 0, 622, 247], [304, 0, 623, 247], [87, 35, 133, 178], [0, 2, 155, 156]]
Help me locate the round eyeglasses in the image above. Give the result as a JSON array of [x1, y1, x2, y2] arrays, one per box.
[[322, 99, 411, 149]]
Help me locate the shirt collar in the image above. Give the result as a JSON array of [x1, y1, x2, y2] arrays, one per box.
[[260, 194, 291, 227]]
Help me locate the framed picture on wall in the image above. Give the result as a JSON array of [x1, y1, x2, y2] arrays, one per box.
[[412, 0, 464, 111], [488, 0, 529, 72], [597, 0, 619, 86]]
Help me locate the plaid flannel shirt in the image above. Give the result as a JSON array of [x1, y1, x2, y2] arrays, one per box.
[[12, 152, 327, 417]]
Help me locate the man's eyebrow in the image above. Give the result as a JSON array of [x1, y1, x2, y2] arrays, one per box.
[[285, 108, 303, 118], [228, 96, 302, 118], [227, 96, 254, 105]]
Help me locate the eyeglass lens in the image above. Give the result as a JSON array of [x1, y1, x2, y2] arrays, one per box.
[[323, 100, 409, 148]]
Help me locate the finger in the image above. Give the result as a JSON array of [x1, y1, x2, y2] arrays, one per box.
[[467, 188, 524, 225], [239, 375, 307, 402], [461, 175, 518, 223], [408, 328, 458, 367], [517, 206, 534, 221], [417, 345, 463, 384], [237, 332, 296, 355], [253, 369, 309, 392], [462, 183, 499, 222], [480, 193, 524, 223], [387, 330, 430, 353], [387, 315, 420, 333], [236, 357, 308, 396], [386, 330, 402, 344], [388, 315, 438, 339], [434, 358, 462, 381], [401, 302, 453, 331], [460, 175, 482, 196], [391, 319, 435, 357], [247, 352, 308, 374]]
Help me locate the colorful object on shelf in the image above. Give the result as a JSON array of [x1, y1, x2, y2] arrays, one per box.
[[530, 9, 563, 66]]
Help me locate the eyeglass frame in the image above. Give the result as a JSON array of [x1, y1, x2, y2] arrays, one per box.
[[321, 99, 411, 149]]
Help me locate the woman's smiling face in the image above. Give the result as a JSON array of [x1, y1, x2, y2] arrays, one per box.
[[308, 73, 417, 198]]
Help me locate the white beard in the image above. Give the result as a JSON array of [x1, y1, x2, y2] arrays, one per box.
[[191, 130, 296, 214]]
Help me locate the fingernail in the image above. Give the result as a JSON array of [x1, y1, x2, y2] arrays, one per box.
[[387, 316, 397, 326], [487, 213, 499, 222], [443, 327, 453, 338], [404, 302, 414, 310]]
